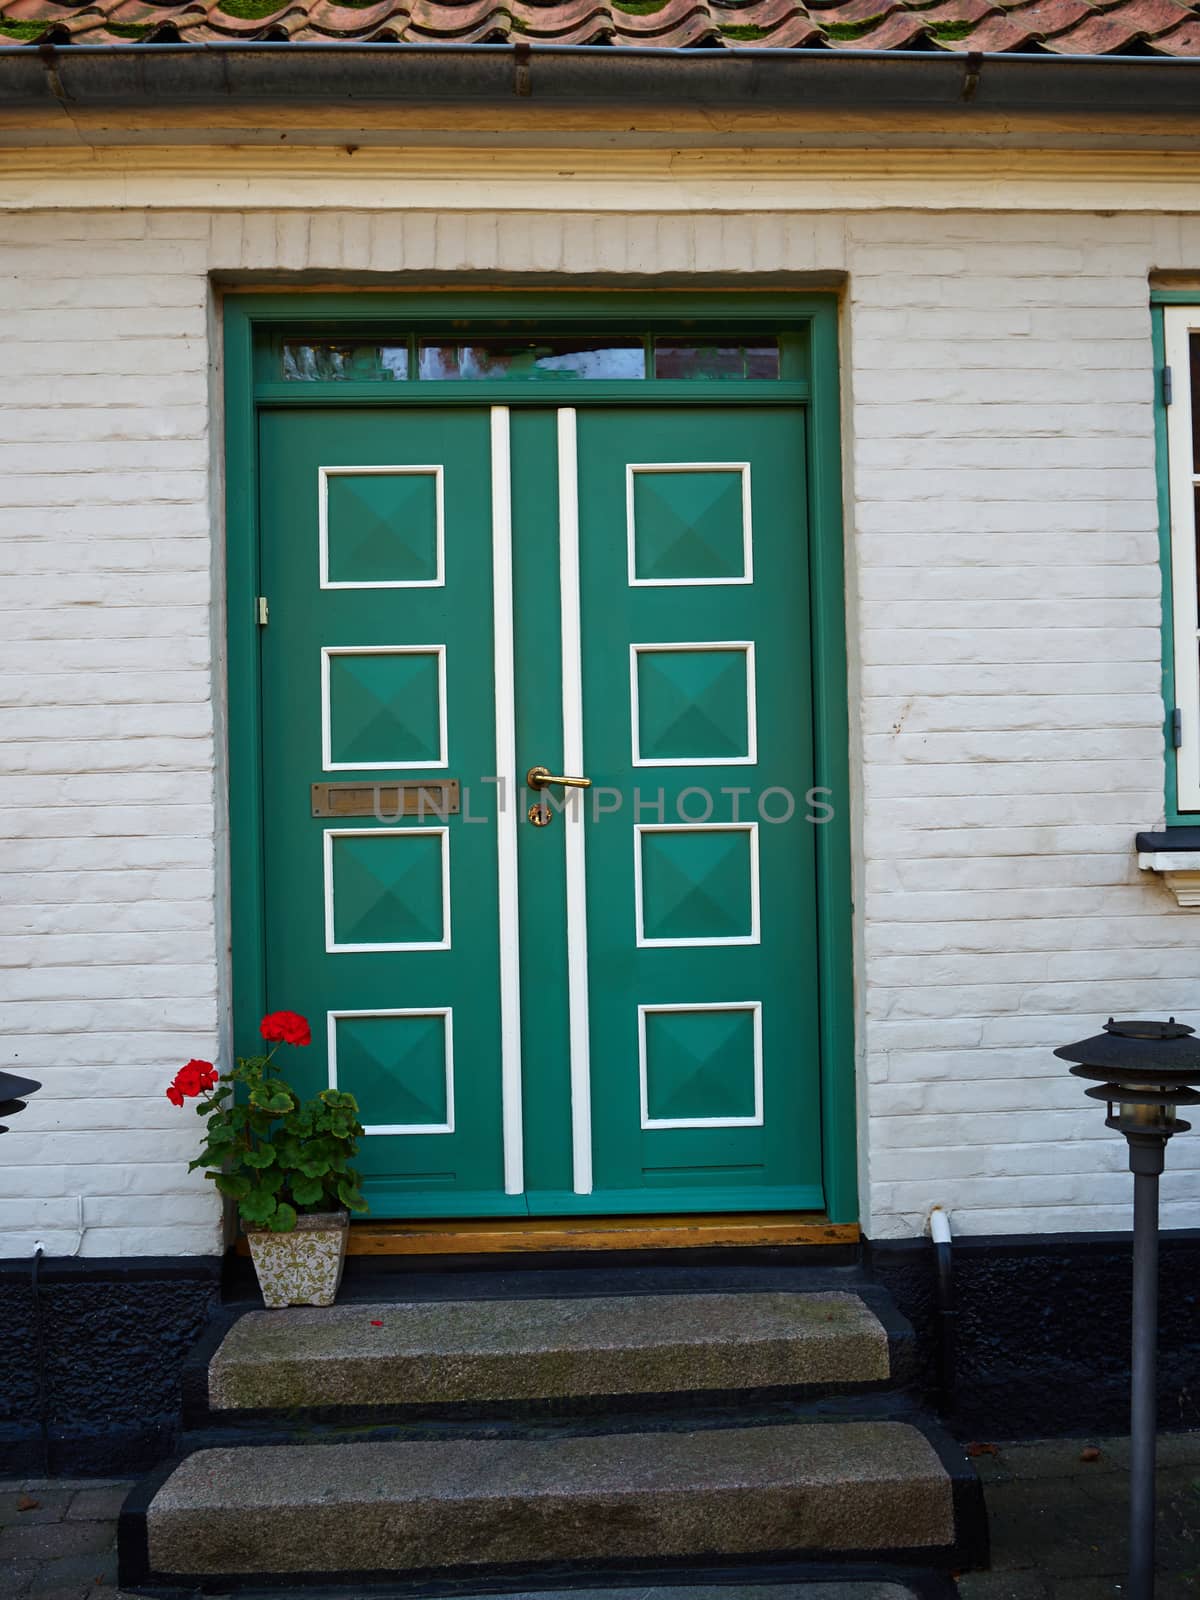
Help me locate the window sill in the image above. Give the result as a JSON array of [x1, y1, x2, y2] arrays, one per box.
[[1136, 829, 1200, 906]]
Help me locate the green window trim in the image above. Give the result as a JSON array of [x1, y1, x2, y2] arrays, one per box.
[[1152, 295, 1200, 822], [222, 287, 859, 1225]]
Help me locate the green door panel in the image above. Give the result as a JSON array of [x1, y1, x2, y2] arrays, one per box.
[[254, 401, 823, 1219], [566, 407, 823, 1212], [258, 408, 524, 1217]]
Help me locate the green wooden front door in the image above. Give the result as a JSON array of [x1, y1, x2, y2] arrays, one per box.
[[256, 401, 823, 1217]]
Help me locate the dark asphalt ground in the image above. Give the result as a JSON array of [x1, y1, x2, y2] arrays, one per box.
[[0, 1431, 1196, 1600]]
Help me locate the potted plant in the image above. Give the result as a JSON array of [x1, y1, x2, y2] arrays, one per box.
[[166, 1010, 368, 1307]]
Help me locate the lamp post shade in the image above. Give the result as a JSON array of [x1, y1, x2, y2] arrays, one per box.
[[0, 1069, 42, 1135], [1054, 1017, 1200, 1145]]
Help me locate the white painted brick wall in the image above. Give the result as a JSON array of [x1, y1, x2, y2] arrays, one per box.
[[2, 197, 1198, 1253], [0, 212, 220, 1257]]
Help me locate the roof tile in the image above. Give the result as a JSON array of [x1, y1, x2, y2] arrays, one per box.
[[1046, 0, 1191, 48], [1150, 12, 1200, 43], [4, 0, 1200, 54]]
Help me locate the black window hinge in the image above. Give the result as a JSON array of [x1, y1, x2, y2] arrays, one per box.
[[1171, 707, 1183, 749], [1163, 365, 1174, 407]]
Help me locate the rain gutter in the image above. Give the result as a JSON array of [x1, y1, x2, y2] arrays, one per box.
[[0, 40, 1199, 114]]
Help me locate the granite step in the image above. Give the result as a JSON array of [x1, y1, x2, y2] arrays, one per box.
[[127, 1419, 968, 1587], [205, 1291, 895, 1412]]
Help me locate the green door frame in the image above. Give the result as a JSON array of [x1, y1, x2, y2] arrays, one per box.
[[222, 288, 859, 1225]]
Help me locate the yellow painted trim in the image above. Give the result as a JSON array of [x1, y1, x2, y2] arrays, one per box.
[[234, 1213, 861, 1255], [7, 143, 1200, 212]]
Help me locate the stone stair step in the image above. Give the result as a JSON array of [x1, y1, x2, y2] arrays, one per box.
[[403, 1587, 929, 1600], [207, 1291, 892, 1411], [165, 1581, 932, 1600], [137, 1420, 957, 1584]]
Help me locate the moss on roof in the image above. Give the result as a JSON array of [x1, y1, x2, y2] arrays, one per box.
[[821, 15, 886, 36], [927, 17, 973, 36], [218, 0, 286, 18]]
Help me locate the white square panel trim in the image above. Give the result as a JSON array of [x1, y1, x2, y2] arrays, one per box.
[[629, 641, 758, 768], [633, 822, 761, 948], [323, 826, 451, 953], [638, 1001, 764, 1130], [626, 462, 753, 588], [320, 645, 449, 772], [327, 1008, 455, 1136], [318, 465, 446, 589]]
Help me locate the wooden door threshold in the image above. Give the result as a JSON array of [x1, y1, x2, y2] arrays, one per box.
[[342, 1212, 859, 1256]]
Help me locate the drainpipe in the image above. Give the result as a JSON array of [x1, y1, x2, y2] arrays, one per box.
[[929, 1205, 955, 1418], [30, 1246, 50, 1474]]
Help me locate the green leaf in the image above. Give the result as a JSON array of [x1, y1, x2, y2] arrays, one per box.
[[239, 1188, 278, 1224], [242, 1145, 277, 1169], [268, 1202, 298, 1233], [206, 1123, 237, 1146], [265, 1093, 294, 1113], [214, 1172, 252, 1199], [290, 1175, 325, 1207], [336, 1179, 368, 1212]]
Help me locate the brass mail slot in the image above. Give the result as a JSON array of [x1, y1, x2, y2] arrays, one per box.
[[311, 781, 460, 819]]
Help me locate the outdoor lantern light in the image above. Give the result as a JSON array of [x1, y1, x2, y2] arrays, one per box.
[[1055, 1018, 1200, 1600], [0, 1069, 41, 1136]]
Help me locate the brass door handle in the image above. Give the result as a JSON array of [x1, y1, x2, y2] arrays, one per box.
[[526, 765, 592, 791]]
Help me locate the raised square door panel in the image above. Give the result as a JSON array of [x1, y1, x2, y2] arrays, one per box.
[[320, 466, 444, 588], [627, 463, 752, 585], [329, 1010, 454, 1135]]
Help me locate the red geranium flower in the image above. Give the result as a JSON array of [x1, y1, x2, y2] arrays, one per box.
[[260, 1011, 311, 1048], [174, 1062, 204, 1097], [165, 1059, 219, 1104], [189, 1059, 219, 1092]]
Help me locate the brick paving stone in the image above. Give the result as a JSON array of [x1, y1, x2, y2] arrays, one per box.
[[0, 1556, 39, 1598], [0, 1520, 117, 1561], [65, 1487, 129, 1522], [30, 1545, 118, 1592], [0, 1492, 75, 1528], [958, 1433, 1200, 1600], [956, 1578, 1051, 1600]]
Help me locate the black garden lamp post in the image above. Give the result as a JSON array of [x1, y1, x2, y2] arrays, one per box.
[[1054, 1017, 1200, 1600], [0, 1070, 41, 1136]]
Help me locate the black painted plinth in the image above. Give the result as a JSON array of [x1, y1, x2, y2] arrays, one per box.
[[0, 1256, 220, 1477], [868, 1230, 1200, 1438]]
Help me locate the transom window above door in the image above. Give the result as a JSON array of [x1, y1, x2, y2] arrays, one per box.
[[264, 330, 805, 387]]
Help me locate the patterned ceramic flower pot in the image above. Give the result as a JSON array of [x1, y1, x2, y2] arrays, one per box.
[[245, 1210, 349, 1308]]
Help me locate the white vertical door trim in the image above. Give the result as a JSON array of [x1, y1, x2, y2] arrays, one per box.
[[491, 406, 524, 1196], [558, 407, 594, 1195]]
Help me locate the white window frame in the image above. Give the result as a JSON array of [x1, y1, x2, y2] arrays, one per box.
[[1164, 307, 1200, 812]]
